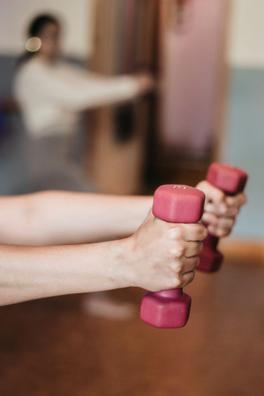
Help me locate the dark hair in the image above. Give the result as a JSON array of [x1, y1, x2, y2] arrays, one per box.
[[16, 14, 60, 68]]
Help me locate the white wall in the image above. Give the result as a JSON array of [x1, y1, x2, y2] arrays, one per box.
[[0, 0, 94, 58], [1, 0, 264, 66], [228, 0, 264, 68]]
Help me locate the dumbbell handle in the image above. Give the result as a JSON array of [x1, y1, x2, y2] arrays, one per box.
[[205, 235, 219, 249], [204, 233, 221, 253]]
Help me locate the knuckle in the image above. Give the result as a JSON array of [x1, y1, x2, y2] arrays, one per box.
[[170, 244, 185, 258], [174, 226, 184, 239], [177, 244, 185, 257], [170, 278, 181, 289], [188, 224, 198, 235], [168, 226, 183, 241]]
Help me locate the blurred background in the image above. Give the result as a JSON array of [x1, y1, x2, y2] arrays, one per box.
[[0, 1, 263, 395]]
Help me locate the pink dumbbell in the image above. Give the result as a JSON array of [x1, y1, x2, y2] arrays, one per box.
[[140, 184, 205, 328], [198, 163, 248, 272]]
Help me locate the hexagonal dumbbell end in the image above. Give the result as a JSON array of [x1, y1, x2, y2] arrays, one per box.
[[206, 163, 248, 195], [198, 163, 248, 273], [140, 185, 205, 328], [140, 289, 192, 328]]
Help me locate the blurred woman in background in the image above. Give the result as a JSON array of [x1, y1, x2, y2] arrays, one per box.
[[14, 14, 152, 192], [14, 13, 153, 319]]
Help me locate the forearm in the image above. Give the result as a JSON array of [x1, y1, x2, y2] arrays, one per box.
[[75, 75, 139, 109], [48, 192, 152, 243], [0, 199, 207, 307], [0, 192, 152, 245], [62, 75, 141, 111], [0, 238, 131, 306]]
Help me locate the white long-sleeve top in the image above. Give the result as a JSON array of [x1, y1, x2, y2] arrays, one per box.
[[14, 58, 141, 137]]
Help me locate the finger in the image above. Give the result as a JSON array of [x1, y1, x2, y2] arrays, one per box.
[[184, 241, 203, 258], [196, 181, 225, 205], [203, 213, 235, 230], [216, 217, 235, 230], [181, 256, 200, 272], [207, 225, 232, 238], [182, 224, 208, 242], [181, 271, 196, 287], [202, 211, 219, 226], [226, 193, 247, 208], [204, 202, 239, 217]]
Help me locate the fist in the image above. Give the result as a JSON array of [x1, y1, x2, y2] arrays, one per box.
[[135, 72, 155, 95], [197, 180, 247, 238], [126, 211, 207, 292]]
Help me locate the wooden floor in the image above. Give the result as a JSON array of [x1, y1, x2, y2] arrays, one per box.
[[0, 258, 264, 396]]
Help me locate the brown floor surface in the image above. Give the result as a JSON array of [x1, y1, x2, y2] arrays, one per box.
[[0, 259, 263, 396]]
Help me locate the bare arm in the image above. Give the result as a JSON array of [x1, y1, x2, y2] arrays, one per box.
[[0, 192, 152, 245], [0, 214, 206, 306], [197, 181, 247, 237], [0, 239, 130, 306], [23, 68, 153, 111], [0, 185, 246, 247]]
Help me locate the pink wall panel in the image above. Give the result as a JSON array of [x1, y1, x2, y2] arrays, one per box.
[[160, 0, 228, 154]]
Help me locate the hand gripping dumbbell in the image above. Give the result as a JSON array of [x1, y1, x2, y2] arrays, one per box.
[[198, 163, 248, 273], [140, 184, 205, 328]]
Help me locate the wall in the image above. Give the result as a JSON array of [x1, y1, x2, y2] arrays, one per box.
[[228, 0, 264, 68], [224, 69, 264, 240], [223, 0, 264, 240], [2, 0, 263, 65], [0, 0, 94, 58]]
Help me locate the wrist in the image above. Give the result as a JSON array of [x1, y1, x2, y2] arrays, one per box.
[[122, 196, 152, 236], [106, 237, 135, 289]]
